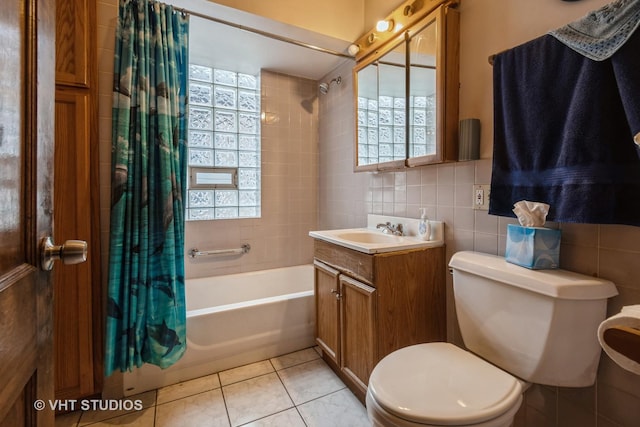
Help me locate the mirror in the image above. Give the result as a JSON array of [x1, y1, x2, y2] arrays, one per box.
[[408, 20, 437, 160], [356, 63, 379, 168], [356, 42, 406, 169], [353, 2, 459, 171]]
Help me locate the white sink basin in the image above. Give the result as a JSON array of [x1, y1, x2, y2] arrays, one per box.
[[309, 228, 444, 254], [335, 231, 403, 244]]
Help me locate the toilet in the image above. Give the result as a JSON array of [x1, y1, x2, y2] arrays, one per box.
[[366, 251, 618, 427]]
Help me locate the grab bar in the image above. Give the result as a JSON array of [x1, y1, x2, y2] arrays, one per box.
[[189, 243, 251, 258]]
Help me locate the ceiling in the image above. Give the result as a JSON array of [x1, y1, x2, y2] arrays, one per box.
[[175, 0, 355, 81]]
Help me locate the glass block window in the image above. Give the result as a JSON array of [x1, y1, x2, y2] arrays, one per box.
[[186, 64, 261, 221]]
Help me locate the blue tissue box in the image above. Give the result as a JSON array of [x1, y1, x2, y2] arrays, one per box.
[[505, 224, 561, 269]]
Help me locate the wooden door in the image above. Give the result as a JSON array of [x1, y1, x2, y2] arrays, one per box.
[[0, 0, 56, 425], [313, 261, 341, 365], [340, 275, 376, 395]]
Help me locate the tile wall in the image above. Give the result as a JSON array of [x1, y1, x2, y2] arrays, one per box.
[[96, 0, 117, 285], [184, 70, 318, 279]]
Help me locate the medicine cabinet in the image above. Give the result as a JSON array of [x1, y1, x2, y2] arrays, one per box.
[[353, 0, 459, 172]]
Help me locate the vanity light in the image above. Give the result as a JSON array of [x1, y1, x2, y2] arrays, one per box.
[[367, 33, 377, 44], [348, 44, 360, 56], [376, 19, 394, 32]]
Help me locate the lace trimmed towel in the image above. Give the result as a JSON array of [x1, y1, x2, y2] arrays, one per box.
[[549, 0, 640, 61]]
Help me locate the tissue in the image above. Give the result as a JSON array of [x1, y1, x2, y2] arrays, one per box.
[[506, 200, 561, 269], [512, 200, 550, 227]]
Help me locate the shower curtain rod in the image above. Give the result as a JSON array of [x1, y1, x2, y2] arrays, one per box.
[[177, 7, 353, 59]]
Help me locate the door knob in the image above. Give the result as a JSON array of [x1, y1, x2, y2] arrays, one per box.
[[40, 236, 88, 271]]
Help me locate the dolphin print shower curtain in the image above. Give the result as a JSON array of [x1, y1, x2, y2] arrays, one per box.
[[105, 0, 189, 374]]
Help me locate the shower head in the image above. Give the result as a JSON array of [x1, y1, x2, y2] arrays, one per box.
[[318, 76, 342, 95]]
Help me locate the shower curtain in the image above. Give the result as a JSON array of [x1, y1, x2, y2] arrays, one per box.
[[105, 0, 189, 375]]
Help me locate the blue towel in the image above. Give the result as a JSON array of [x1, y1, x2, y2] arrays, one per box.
[[489, 29, 640, 226]]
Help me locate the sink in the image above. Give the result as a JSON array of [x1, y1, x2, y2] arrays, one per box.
[[309, 227, 444, 254], [335, 231, 402, 244]]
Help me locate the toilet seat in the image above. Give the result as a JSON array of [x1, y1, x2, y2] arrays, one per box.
[[367, 343, 523, 426]]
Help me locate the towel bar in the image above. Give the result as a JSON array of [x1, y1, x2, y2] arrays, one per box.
[[488, 49, 509, 65], [189, 244, 251, 258]]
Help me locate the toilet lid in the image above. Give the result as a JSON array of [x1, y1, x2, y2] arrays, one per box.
[[368, 343, 522, 426]]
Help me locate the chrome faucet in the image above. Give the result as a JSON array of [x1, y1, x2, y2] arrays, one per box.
[[376, 222, 403, 236]]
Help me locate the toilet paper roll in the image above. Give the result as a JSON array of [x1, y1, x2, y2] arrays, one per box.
[[597, 305, 640, 375]]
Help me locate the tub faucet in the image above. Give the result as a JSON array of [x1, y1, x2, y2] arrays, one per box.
[[377, 222, 403, 236]]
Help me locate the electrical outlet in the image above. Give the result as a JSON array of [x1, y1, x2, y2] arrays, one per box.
[[472, 184, 490, 211]]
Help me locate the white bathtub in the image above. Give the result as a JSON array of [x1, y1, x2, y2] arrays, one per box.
[[122, 264, 315, 395]]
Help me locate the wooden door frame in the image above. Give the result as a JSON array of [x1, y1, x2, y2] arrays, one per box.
[[53, 0, 102, 400], [31, 0, 56, 424]]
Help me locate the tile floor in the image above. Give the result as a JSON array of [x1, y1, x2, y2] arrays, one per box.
[[55, 347, 371, 427]]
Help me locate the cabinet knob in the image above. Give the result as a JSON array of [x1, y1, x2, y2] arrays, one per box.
[[330, 288, 341, 300]]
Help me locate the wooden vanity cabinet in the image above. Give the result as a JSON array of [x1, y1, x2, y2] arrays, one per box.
[[313, 239, 446, 401], [339, 274, 377, 394], [314, 262, 341, 365]]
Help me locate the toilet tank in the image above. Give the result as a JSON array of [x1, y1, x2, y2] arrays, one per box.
[[449, 251, 618, 387]]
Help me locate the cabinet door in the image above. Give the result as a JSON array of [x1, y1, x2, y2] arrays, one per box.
[[53, 89, 96, 400], [340, 275, 377, 395], [314, 261, 341, 365], [56, 0, 92, 87]]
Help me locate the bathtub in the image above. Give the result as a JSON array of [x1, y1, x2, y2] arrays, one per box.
[[122, 264, 315, 395]]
